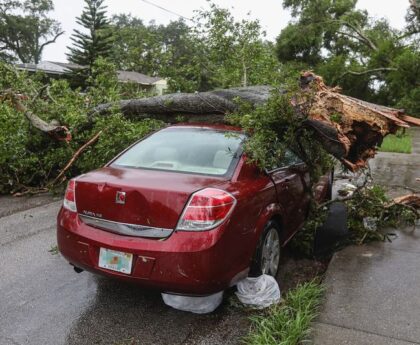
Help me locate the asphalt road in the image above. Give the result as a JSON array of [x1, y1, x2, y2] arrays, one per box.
[[0, 199, 249, 345]]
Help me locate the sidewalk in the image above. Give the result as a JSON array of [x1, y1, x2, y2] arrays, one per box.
[[313, 227, 420, 345], [313, 128, 420, 345]]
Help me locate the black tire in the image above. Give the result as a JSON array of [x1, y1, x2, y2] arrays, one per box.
[[249, 220, 281, 277]]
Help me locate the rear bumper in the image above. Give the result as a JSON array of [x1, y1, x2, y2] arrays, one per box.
[[57, 207, 247, 294]]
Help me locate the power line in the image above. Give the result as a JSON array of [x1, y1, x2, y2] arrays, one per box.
[[139, 0, 195, 22]]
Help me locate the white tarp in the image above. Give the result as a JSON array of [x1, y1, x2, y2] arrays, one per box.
[[161, 291, 224, 314], [162, 274, 280, 313], [235, 275, 281, 309]]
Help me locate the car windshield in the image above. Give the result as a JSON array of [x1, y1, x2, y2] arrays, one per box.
[[112, 127, 245, 176]]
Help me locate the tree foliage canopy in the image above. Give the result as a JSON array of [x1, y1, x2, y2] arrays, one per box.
[[276, 0, 420, 117], [0, 0, 63, 63], [0, 60, 162, 194], [108, 4, 280, 92]]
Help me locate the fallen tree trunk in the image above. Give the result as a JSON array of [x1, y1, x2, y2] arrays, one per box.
[[93, 72, 417, 171], [91, 85, 274, 121]]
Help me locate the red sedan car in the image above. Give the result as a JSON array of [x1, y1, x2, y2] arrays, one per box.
[[57, 124, 331, 295]]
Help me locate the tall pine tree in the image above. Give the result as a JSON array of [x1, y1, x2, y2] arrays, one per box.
[[67, 0, 113, 84]]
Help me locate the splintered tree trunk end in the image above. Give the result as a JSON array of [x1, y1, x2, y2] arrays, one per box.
[[300, 72, 415, 171]]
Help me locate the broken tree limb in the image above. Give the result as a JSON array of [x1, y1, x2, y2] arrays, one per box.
[[92, 71, 417, 171], [12, 187, 49, 197], [49, 130, 103, 186], [389, 194, 420, 222], [393, 194, 420, 209], [401, 115, 420, 127], [1, 90, 71, 142]]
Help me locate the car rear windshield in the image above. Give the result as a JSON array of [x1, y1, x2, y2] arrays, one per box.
[[111, 127, 245, 176]]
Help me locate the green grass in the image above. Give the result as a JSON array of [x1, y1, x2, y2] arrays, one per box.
[[379, 133, 412, 153], [244, 281, 324, 345]]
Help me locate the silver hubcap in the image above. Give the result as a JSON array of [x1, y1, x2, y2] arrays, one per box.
[[261, 228, 280, 276]]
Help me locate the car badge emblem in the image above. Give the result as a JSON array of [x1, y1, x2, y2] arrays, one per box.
[[116, 191, 126, 205]]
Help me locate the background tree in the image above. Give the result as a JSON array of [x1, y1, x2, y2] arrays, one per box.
[[0, 0, 63, 63], [110, 14, 155, 74], [67, 0, 113, 82], [110, 16, 209, 92], [404, 0, 420, 39], [275, 0, 420, 117], [109, 4, 280, 92], [194, 3, 280, 89]]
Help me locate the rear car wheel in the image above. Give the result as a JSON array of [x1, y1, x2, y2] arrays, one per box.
[[250, 221, 281, 277]]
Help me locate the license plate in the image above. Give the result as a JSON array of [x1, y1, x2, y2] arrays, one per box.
[[98, 248, 133, 274]]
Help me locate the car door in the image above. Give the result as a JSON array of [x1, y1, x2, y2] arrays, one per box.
[[266, 150, 311, 242]]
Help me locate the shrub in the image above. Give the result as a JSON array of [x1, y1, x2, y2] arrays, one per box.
[[0, 61, 162, 194]]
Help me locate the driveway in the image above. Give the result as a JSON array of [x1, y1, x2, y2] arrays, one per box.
[[0, 199, 250, 345], [0, 194, 324, 345]]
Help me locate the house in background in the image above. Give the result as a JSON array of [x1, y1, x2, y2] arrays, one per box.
[[116, 70, 168, 96], [15, 61, 168, 95]]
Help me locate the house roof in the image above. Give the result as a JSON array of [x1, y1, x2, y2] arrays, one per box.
[[15, 61, 70, 75], [15, 61, 165, 85], [117, 70, 163, 85]]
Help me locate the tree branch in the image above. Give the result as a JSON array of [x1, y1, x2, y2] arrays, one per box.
[[336, 30, 363, 42], [338, 67, 397, 80], [341, 21, 378, 52], [38, 30, 64, 53], [1, 89, 71, 141], [397, 29, 420, 40], [49, 130, 103, 186]]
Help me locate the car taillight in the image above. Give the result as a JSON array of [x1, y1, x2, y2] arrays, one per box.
[[63, 179, 77, 212], [176, 188, 236, 231]]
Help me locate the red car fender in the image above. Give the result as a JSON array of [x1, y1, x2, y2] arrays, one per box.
[[253, 203, 285, 244]]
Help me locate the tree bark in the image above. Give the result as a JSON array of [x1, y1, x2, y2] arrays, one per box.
[[93, 72, 417, 172], [91, 85, 275, 120]]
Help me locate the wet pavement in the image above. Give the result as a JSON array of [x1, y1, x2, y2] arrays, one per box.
[[0, 200, 251, 345], [313, 225, 420, 345], [0, 195, 324, 345]]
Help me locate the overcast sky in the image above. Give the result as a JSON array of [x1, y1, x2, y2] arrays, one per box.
[[43, 0, 409, 62]]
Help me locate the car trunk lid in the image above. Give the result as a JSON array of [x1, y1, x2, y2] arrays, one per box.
[[75, 167, 226, 232]]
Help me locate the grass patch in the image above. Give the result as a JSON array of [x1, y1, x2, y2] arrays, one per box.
[[244, 280, 324, 345], [379, 132, 412, 153]]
